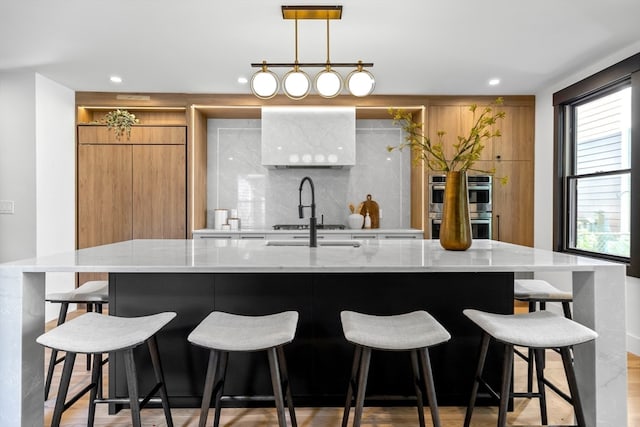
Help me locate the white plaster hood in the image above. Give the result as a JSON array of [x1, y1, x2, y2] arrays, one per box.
[[261, 106, 356, 168]]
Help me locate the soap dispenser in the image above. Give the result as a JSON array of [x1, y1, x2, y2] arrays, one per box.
[[364, 211, 372, 229]]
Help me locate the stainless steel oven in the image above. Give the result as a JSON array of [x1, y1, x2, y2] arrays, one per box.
[[428, 174, 493, 239], [430, 214, 492, 240]]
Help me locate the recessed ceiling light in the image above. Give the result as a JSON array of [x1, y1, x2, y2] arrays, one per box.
[[489, 78, 500, 86], [237, 77, 248, 84], [110, 75, 123, 84]]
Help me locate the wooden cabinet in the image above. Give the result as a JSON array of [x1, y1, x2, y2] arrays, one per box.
[[492, 160, 534, 246], [77, 125, 187, 283]]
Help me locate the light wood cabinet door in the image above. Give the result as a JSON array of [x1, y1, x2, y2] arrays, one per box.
[[492, 105, 534, 161], [428, 105, 494, 163], [492, 160, 534, 246], [132, 145, 186, 239], [78, 125, 187, 145], [78, 144, 133, 248]]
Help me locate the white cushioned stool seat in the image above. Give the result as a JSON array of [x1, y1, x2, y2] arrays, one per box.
[[463, 309, 596, 348], [46, 280, 109, 303], [463, 308, 597, 427], [341, 310, 451, 350], [188, 311, 299, 427], [514, 279, 572, 301], [188, 310, 298, 352], [340, 310, 450, 427], [37, 311, 177, 354], [38, 311, 176, 427]]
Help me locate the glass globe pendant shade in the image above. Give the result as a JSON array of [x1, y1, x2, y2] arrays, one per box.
[[250, 68, 279, 99], [314, 68, 343, 98], [346, 67, 375, 97], [283, 68, 311, 100]]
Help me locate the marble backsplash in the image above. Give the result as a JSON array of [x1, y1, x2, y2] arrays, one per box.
[[206, 118, 411, 229]]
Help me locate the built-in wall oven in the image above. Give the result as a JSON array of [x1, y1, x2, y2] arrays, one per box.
[[428, 174, 492, 239]]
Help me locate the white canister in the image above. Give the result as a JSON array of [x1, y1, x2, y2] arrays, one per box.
[[214, 209, 229, 230], [228, 218, 241, 230], [348, 213, 364, 229]]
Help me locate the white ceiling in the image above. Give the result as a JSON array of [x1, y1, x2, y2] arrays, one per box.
[[2, 0, 640, 96]]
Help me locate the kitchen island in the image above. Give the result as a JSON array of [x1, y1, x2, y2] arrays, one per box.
[[0, 239, 627, 426]]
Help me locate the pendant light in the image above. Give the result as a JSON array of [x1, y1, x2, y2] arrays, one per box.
[[346, 60, 376, 97], [314, 18, 343, 98], [250, 5, 375, 100], [282, 18, 311, 100], [250, 61, 279, 99]]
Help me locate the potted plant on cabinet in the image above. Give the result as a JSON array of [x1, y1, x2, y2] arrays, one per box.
[[103, 109, 139, 140]]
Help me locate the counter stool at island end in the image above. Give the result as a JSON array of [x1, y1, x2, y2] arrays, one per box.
[[187, 311, 299, 427], [340, 310, 451, 427], [44, 280, 109, 400], [463, 309, 597, 427], [36, 311, 176, 427], [514, 279, 574, 395]]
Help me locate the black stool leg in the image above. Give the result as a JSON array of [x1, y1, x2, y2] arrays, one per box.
[[51, 351, 76, 427], [561, 346, 587, 427], [45, 302, 69, 400], [497, 344, 515, 427], [533, 348, 548, 424], [123, 348, 142, 427], [267, 346, 288, 427], [87, 353, 103, 427], [419, 347, 442, 427], [341, 345, 362, 427], [526, 301, 536, 394], [562, 301, 572, 319], [199, 350, 220, 427], [464, 332, 491, 427], [409, 350, 426, 427], [277, 346, 298, 427], [85, 304, 93, 371], [352, 347, 372, 427], [148, 335, 173, 427], [213, 351, 228, 427]]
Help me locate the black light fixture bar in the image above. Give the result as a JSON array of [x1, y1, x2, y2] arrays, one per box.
[[251, 62, 374, 68]]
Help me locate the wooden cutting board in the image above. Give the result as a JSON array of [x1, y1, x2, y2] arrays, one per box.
[[359, 194, 380, 228]]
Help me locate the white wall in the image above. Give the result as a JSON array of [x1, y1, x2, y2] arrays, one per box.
[[534, 41, 640, 354], [0, 72, 37, 262], [0, 71, 75, 320], [34, 74, 76, 320]]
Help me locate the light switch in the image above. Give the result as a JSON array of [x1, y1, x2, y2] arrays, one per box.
[[0, 200, 15, 214]]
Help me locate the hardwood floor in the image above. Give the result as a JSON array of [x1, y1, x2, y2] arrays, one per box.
[[43, 311, 640, 426]]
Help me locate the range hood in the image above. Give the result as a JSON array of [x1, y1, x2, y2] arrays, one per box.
[[261, 106, 356, 168]]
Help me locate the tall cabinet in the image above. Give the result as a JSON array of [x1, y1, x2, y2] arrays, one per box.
[[77, 121, 187, 283], [426, 100, 534, 246]]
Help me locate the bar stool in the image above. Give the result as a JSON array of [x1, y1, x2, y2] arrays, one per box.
[[44, 280, 109, 399], [463, 309, 597, 427], [340, 310, 451, 427], [37, 311, 176, 427], [514, 279, 573, 395], [188, 311, 299, 427]]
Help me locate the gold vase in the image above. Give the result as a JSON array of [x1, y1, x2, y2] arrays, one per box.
[[439, 171, 472, 250]]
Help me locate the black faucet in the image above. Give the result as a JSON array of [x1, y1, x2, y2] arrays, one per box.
[[298, 176, 317, 247]]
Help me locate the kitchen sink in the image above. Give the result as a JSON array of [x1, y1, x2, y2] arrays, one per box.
[[265, 240, 361, 247]]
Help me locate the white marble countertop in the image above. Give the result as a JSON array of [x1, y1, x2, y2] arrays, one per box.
[[2, 238, 620, 274]]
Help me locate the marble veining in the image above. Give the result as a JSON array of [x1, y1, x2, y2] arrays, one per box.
[[207, 119, 410, 230]]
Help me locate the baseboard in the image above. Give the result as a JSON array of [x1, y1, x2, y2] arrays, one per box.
[[627, 332, 640, 356]]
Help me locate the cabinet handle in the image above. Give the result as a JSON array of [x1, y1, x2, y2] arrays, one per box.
[[359, 235, 377, 239], [384, 235, 416, 239], [240, 236, 265, 240], [496, 215, 500, 241], [201, 235, 232, 239]]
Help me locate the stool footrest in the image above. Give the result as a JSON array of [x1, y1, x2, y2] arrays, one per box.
[[62, 382, 98, 412], [93, 397, 164, 405]]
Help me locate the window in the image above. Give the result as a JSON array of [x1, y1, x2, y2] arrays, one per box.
[[553, 52, 640, 276], [566, 87, 631, 258]]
